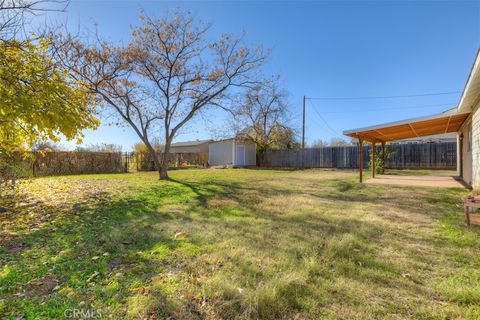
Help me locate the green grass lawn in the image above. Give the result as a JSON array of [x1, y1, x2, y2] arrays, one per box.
[[384, 169, 458, 176], [1, 169, 479, 319]]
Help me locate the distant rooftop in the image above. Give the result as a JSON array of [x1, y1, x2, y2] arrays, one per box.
[[171, 139, 212, 147], [397, 132, 457, 143]]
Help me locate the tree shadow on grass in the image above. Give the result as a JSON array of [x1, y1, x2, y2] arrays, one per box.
[[1, 185, 208, 318]]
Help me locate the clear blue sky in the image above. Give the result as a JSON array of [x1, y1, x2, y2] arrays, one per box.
[[45, 1, 480, 150]]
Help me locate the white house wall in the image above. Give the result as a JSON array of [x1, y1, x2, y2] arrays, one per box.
[[471, 102, 480, 189], [460, 117, 473, 186]]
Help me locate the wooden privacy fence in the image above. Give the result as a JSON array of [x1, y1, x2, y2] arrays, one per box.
[[4, 142, 456, 177], [261, 142, 457, 170], [262, 146, 370, 169], [386, 143, 456, 169]]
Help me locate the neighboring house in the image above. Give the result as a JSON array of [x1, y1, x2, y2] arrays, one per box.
[[169, 139, 212, 154], [209, 139, 256, 167], [397, 133, 457, 144], [343, 49, 480, 189]]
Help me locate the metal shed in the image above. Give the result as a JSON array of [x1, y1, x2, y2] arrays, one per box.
[[209, 139, 256, 167]]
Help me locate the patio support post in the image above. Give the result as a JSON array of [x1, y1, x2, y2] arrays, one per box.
[[381, 142, 386, 174], [359, 138, 363, 183], [372, 142, 376, 178]]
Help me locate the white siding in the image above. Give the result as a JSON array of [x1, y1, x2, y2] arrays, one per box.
[[245, 142, 256, 166], [209, 141, 234, 166], [472, 102, 480, 189], [460, 117, 473, 186], [457, 134, 461, 177], [209, 140, 257, 167]]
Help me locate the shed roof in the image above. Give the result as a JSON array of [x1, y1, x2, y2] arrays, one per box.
[[343, 108, 470, 142], [458, 48, 480, 113]]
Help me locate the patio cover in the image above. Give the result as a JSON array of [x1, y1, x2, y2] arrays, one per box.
[[343, 108, 470, 183], [343, 108, 470, 143]]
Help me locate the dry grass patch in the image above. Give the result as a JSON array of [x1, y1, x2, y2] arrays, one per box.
[[1, 169, 479, 319]]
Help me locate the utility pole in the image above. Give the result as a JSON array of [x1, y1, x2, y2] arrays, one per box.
[[302, 95, 306, 149]]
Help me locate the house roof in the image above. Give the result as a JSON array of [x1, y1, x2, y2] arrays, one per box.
[[210, 137, 255, 144], [170, 139, 212, 147], [458, 48, 480, 113], [397, 132, 457, 143], [343, 108, 470, 142]]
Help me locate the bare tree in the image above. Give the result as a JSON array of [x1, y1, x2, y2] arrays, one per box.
[[0, 0, 67, 40], [311, 139, 328, 148], [54, 10, 266, 179], [329, 137, 350, 147], [231, 78, 297, 164], [74, 143, 122, 153], [33, 141, 66, 151]]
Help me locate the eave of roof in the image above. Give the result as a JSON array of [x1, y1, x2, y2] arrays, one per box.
[[457, 48, 480, 112], [343, 109, 454, 135]]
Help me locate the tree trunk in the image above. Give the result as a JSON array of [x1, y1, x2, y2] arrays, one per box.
[[143, 140, 162, 178], [158, 138, 173, 180], [256, 146, 267, 167], [257, 151, 266, 167], [159, 163, 169, 180]]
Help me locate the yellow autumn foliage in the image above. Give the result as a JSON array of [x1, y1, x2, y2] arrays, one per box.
[[0, 38, 99, 155]]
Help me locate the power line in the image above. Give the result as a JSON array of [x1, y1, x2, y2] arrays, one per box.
[[302, 91, 460, 145], [319, 102, 456, 114], [308, 99, 345, 139], [306, 91, 460, 101]]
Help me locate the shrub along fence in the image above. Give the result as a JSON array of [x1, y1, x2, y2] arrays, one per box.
[[261, 142, 457, 170], [30, 151, 126, 177], [6, 151, 209, 178], [130, 152, 209, 171]]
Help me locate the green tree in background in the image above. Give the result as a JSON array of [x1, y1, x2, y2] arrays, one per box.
[[369, 143, 395, 174]]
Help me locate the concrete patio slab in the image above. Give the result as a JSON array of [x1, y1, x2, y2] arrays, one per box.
[[365, 174, 468, 188]]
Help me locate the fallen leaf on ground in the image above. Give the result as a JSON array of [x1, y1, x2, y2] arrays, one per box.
[[87, 271, 99, 282], [174, 231, 187, 239]]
